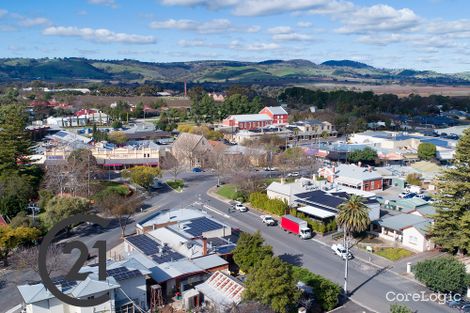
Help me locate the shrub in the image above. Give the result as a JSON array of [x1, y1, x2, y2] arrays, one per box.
[[166, 179, 184, 190], [413, 256, 470, 293], [249, 192, 288, 216], [291, 266, 341, 311], [406, 173, 422, 186], [390, 304, 413, 313]]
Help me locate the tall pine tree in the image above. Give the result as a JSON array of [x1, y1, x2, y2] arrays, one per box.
[[431, 128, 470, 254], [0, 104, 31, 172]]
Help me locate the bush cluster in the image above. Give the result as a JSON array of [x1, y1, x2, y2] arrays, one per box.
[[249, 192, 288, 216], [291, 266, 341, 311], [413, 256, 470, 293]]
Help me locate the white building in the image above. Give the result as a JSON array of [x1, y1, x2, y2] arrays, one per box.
[[17, 261, 149, 313]]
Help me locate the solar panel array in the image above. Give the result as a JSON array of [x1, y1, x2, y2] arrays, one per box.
[[185, 217, 224, 237], [127, 234, 185, 264], [55, 131, 68, 138], [107, 267, 141, 281], [151, 249, 185, 264], [127, 234, 160, 255], [52, 277, 78, 292]]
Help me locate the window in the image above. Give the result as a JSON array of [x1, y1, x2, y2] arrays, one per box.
[[408, 235, 418, 245]]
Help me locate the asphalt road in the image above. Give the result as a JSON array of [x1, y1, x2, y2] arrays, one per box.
[[0, 171, 456, 313]]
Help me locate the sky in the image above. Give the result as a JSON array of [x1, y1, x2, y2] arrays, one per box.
[[0, 0, 469, 73]]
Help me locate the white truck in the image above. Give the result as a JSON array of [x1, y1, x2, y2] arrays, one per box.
[[331, 243, 353, 260], [261, 215, 277, 226]]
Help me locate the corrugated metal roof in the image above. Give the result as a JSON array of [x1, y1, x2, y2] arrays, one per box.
[[264, 106, 288, 115], [377, 214, 430, 232], [229, 114, 272, 122]]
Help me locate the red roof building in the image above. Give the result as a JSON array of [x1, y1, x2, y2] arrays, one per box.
[[75, 109, 98, 117], [259, 106, 289, 125]]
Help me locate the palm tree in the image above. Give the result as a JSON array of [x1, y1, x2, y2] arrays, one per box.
[[336, 195, 370, 295]]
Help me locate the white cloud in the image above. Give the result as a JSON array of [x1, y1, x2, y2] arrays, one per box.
[[43, 26, 156, 44], [229, 40, 280, 51], [272, 33, 314, 41], [161, 0, 237, 10], [149, 18, 256, 34], [18, 17, 51, 27], [267, 26, 292, 34], [88, 0, 118, 8], [336, 4, 420, 34], [0, 9, 7, 18], [177, 39, 207, 47], [297, 21, 312, 28]]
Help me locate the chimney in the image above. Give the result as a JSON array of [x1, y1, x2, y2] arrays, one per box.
[[184, 80, 187, 97], [368, 165, 372, 172], [358, 161, 362, 167], [202, 237, 208, 256]]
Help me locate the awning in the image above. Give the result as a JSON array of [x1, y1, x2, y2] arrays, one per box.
[[103, 163, 123, 167], [297, 206, 336, 219], [335, 176, 361, 187]]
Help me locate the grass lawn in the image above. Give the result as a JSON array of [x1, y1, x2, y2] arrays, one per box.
[[216, 184, 243, 200], [166, 179, 184, 192], [375, 247, 414, 261]]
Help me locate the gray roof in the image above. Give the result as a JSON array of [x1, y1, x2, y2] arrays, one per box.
[[335, 164, 382, 181], [377, 214, 431, 232], [264, 106, 288, 115], [229, 114, 272, 122], [192, 254, 228, 270]]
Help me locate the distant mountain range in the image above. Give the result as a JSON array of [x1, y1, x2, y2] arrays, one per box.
[[0, 57, 468, 85]]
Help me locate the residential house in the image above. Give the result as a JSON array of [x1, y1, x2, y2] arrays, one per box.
[[375, 214, 435, 252], [172, 133, 212, 168], [293, 120, 337, 139], [318, 164, 383, 191], [17, 262, 149, 313], [124, 208, 237, 298]]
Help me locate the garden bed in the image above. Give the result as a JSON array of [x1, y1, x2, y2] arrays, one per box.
[[166, 179, 184, 192], [374, 247, 414, 261]]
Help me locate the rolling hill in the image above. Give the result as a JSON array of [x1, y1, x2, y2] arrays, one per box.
[[0, 57, 468, 85]]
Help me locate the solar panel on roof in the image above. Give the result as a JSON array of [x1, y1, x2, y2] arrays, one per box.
[[52, 277, 78, 292], [184, 217, 224, 237], [126, 234, 161, 255], [151, 250, 185, 264], [107, 267, 141, 281]]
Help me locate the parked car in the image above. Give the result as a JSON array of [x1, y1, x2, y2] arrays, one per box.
[[150, 179, 164, 190], [405, 185, 422, 194], [447, 299, 469, 309], [460, 304, 470, 312], [264, 167, 276, 171], [280, 215, 312, 239], [399, 192, 417, 199], [287, 172, 300, 177], [440, 132, 448, 137], [331, 243, 353, 260], [261, 215, 277, 226], [192, 167, 203, 173], [233, 203, 247, 212]]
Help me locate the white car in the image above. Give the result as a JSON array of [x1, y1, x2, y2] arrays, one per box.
[[261, 215, 277, 226], [331, 243, 353, 260], [234, 203, 247, 212], [287, 172, 300, 177]]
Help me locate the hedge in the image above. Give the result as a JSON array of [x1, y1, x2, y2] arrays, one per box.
[[413, 256, 470, 294], [249, 192, 288, 216], [290, 208, 337, 234], [291, 266, 341, 311]]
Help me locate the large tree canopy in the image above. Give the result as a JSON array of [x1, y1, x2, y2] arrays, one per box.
[[431, 129, 470, 254]]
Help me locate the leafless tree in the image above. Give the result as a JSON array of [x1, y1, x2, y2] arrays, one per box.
[[44, 149, 99, 197], [96, 192, 143, 238], [13, 245, 67, 279], [160, 152, 184, 181], [208, 143, 229, 186]]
